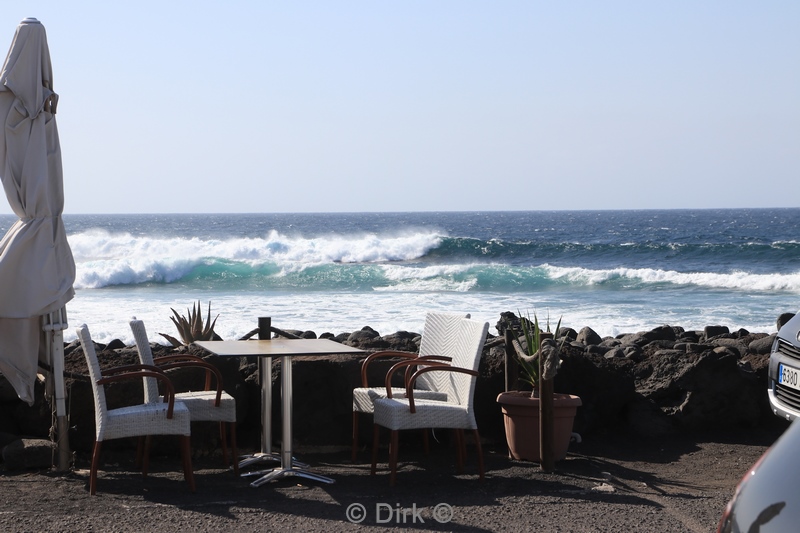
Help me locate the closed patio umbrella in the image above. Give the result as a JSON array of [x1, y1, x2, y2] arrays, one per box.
[[0, 18, 75, 470]]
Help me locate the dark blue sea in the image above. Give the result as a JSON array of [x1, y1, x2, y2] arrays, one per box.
[[2, 209, 798, 344]]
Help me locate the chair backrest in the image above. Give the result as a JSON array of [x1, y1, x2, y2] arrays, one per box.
[[129, 318, 161, 404], [416, 312, 470, 392], [76, 324, 109, 440], [440, 317, 489, 409]]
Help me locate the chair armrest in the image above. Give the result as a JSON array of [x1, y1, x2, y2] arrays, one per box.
[[360, 350, 418, 387], [154, 354, 205, 364], [97, 369, 178, 418], [153, 356, 224, 406], [103, 363, 164, 376], [383, 357, 451, 398], [402, 356, 452, 390], [405, 366, 479, 413]]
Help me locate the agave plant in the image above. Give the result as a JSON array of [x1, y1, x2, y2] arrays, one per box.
[[159, 301, 219, 347], [508, 310, 565, 396]]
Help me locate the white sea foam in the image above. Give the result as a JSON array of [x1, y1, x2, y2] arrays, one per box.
[[64, 283, 794, 347], [69, 229, 442, 288], [374, 278, 477, 292], [543, 264, 800, 293]]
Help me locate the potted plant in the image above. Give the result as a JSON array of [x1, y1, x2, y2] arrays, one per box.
[[496, 311, 582, 462]]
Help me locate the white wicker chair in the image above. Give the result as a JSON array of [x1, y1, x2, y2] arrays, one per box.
[[129, 318, 239, 474], [370, 317, 489, 485], [77, 324, 195, 495], [351, 312, 469, 461]]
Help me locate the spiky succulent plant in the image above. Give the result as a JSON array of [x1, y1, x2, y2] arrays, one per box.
[[159, 301, 219, 347], [507, 310, 564, 395]]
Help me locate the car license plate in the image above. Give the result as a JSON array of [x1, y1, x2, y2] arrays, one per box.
[[779, 363, 800, 391]]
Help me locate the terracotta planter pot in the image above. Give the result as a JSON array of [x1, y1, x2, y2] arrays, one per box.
[[496, 391, 582, 462]]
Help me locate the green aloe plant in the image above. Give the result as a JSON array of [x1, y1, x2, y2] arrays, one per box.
[[508, 310, 564, 394], [159, 301, 219, 347]]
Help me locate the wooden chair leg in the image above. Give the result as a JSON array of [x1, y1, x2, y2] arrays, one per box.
[[454, 429, 465, 473], [179, 435, 196, 493], [352, 411, 359, 462], [460, 429, 468, 467], [90, 441, 103, 496], [141, 435, 152, 477], [219, 422, 229, 466], [135, 436, 145, 468], [230, 422, 239, 475], [473, 429, 485, 482], [389, 430, 399, 486], [371, 424, 380, 475]]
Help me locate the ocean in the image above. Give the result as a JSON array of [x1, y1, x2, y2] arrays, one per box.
[[2, 209, 799, 345]]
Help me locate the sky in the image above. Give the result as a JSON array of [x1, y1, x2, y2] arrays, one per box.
[[0, 1, 798, 214]]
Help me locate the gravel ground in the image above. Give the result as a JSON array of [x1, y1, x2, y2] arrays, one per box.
[[0, 427, 785, 532]]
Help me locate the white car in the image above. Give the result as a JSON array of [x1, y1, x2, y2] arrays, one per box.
[[768, 313, 800, 420], [718, 419, 799, 532]]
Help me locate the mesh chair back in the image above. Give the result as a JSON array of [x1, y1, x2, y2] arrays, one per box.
[[416, 312, 469, 392], [129, 319, 161, 404], [76, 324, 109, 440], [441, 317, 489, 409]]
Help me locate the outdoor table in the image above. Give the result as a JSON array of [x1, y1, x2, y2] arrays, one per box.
[[195, 338, 365, 486]]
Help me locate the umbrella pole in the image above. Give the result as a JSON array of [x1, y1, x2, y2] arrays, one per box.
[[44, 309, 70, 471]]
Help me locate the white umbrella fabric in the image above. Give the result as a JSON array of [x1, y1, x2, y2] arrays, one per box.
[[0, 18, 75, 470]]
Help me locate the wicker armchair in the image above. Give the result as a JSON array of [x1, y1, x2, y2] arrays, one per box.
[[370, 317, 489, 485], [77, 324, 195, 495], [351, 312, 469, 461], [129, 319, 239, 474]]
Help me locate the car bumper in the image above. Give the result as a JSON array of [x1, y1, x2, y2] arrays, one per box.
[[768, 385, 797, 421]]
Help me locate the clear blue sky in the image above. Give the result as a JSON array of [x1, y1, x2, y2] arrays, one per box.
[[1, 2, 798, 214]]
